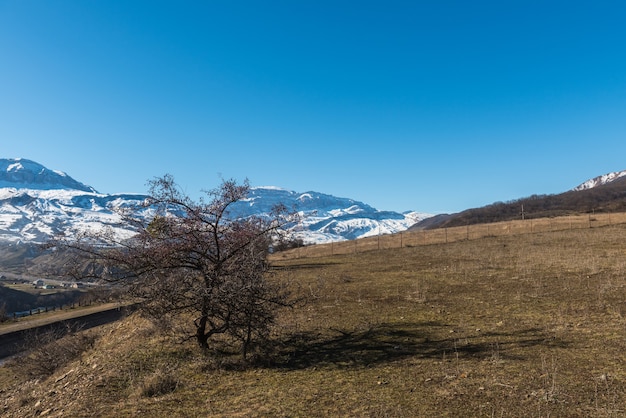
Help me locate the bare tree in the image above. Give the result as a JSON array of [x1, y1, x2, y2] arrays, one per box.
[[55, 175, 297, 359]]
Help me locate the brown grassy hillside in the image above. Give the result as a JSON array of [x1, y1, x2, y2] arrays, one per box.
[[413, 176, 626, 229], [2, 223, 626, 417]]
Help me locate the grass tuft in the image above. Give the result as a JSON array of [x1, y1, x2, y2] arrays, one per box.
[[140, 368, 181, 398]]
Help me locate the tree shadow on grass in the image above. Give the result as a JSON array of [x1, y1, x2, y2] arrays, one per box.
[[268, 322, 569, 370]]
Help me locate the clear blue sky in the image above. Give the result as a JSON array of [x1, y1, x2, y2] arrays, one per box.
[[2, 1, 625, 214]]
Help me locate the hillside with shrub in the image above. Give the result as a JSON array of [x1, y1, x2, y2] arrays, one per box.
[[412, 176, 626, 230], [2, 223, 626, 416]]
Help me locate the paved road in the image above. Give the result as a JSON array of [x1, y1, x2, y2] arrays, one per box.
[[0, 302, 134, 336], [0, 303, 137, 360]]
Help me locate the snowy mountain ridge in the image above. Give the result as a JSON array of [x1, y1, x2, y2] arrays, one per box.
[[0, 158, 431, 245], [0, 158, 96, 193], [231, 187, 431, 244], [573, 169, 626, 191]]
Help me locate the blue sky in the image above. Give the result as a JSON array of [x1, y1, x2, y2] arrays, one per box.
[[2, 1, 625, 214]]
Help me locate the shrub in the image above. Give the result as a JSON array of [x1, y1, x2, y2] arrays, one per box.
[[140, 368, 180, 397], [9, 325, 98, 378]]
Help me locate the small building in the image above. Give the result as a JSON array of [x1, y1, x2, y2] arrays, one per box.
[[33, 279, 45, 287]]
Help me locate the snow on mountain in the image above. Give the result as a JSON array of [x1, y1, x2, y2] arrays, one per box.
[[0, 187, 149, 244], [0, 159, 432, 245], [0, 158, 96, 193], [0, 159, 148, 244], [230, 187, 433, 244], [573, 169, 626, 191]]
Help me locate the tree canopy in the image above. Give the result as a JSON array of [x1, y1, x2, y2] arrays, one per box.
[[56, 175, 298, 359]]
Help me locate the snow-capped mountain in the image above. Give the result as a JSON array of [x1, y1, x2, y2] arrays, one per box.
[[230, 187, 431, 244], [573, 169, 626, 191], [0, 158, 431, 245], [0, 158, 149, 244], [0, 158, 96, 193], [0, 187, 151, 244]]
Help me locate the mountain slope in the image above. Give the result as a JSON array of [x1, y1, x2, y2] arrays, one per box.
[[0, 159, 431, 247], [231, 187, 430, 243], [412, 169, 626, 230], [572, 169, 626, 191], [0, 188, 149, 244], [0, 158, 96, 193]]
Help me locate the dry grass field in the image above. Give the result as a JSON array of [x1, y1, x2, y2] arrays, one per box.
[[2, 220, 626, 417], [274, 211, 626, 258]]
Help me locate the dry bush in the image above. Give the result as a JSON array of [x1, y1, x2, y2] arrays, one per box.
[[139, 367, 181, 398], [0, 302, 7, 323], [9, 325, 98, 378], [97, 325, 191, 399]]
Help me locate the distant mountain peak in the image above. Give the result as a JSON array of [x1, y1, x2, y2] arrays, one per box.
[[573, 169, 626, 191], [0, 158, 97, 193]]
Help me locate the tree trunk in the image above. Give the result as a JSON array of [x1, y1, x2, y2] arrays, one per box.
[[242, 319, 253, 360], [196, 315, 209, 350]]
